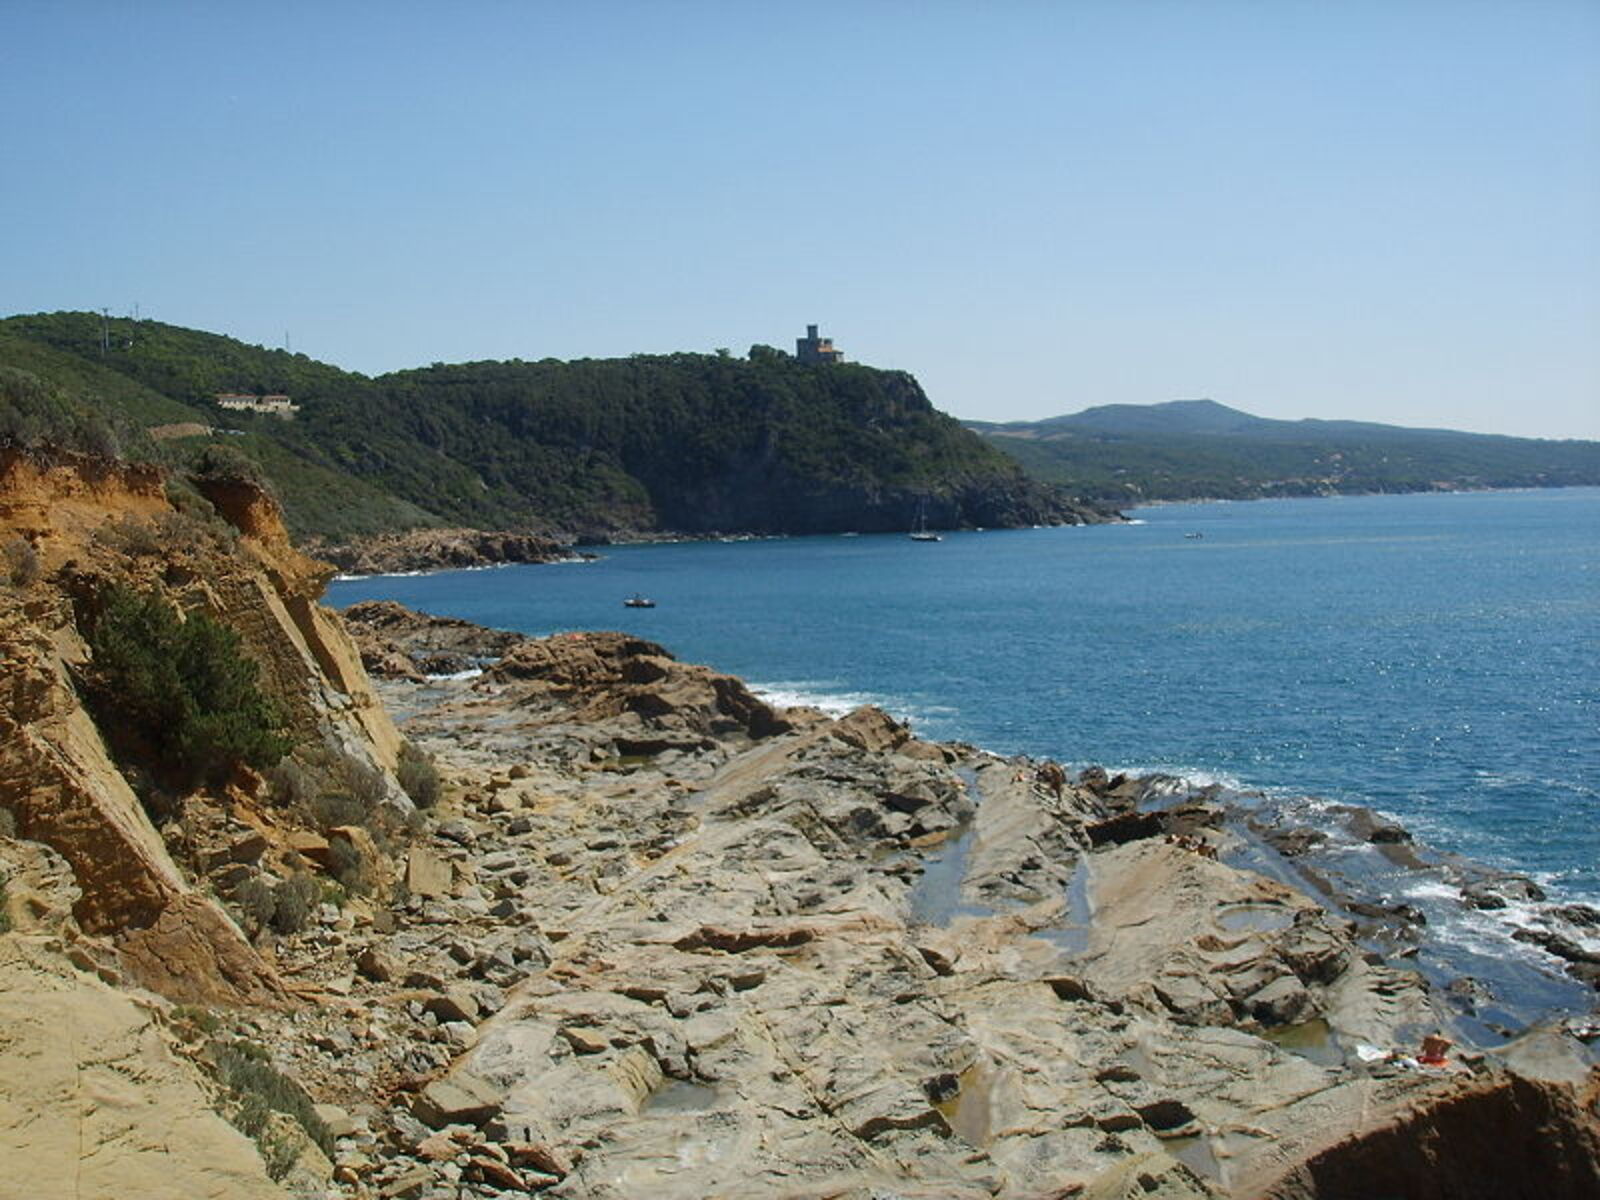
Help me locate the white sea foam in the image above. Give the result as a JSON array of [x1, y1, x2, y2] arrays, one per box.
[[751, 682, 951, 731], [424, 668, 483, 682], [1106, 764, 1247, 792], [334, 569, 429, 581], [1398, 879, 1462, 903]]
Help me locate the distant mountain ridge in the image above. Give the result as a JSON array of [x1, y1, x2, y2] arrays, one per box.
[[0, 310, 1110, 543], [965, 399, 1600, 503]]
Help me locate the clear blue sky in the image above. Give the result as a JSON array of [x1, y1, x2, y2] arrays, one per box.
[[3, 1, 1596, 438]]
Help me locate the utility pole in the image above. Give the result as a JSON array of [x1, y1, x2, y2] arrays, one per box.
[[99, 308, 110, 356]]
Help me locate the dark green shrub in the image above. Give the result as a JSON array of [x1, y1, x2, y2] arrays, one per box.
[[83, 584, 291, 790], [397, 741, 441, 809], [0, 365, 146, 461], [0, 870, 11, 934]]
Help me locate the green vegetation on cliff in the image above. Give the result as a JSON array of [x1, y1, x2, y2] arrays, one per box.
[[969, 399, 1600, 503], [0, 311, 1094, 540], [82, 584, 292, 792]]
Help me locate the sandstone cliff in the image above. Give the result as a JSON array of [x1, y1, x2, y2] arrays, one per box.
[[0, 448, 401, 1006], [0, 837, 292, 1200]]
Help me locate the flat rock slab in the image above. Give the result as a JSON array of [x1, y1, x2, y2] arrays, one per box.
[[413, 1071, 504, 1128]]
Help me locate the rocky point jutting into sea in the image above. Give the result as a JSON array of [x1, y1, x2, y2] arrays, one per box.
[[0, 447, 1597, 1200]]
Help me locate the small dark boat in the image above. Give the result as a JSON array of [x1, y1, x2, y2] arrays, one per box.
[[623, 594, 656, 608]]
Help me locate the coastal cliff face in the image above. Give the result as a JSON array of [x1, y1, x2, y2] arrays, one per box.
[[0, 448, 401, 1006]]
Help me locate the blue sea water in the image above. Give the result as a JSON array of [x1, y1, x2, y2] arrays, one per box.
[[328, 488, 1600, 911]]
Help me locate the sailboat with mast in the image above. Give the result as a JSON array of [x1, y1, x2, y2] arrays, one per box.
[[909, 497, 942, 542]]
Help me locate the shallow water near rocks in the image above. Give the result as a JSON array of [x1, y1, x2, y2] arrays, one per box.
[[1216, 903, 1297, 934], [932, 1061, 995, 1147], [906, 768, 990, 926], [643, 1080, 721, 1114], [905, 820, 990, 926], [1163, 1132, 1223, 1183], [1261, 1018, 1345, 1068], [1036, 858, 1095, 955]]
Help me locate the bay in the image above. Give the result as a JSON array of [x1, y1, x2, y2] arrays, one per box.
[[328, 488, 1600, 912]]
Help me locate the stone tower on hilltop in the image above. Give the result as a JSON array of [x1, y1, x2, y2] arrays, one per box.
[[796, 323, 844, 364]]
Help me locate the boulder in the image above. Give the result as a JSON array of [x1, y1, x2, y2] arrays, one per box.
[[423, 986, 481, 1024], [413, 1072, 504, 1128]]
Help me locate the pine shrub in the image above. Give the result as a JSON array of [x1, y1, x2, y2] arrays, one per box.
[[83, 584, 291, 790]]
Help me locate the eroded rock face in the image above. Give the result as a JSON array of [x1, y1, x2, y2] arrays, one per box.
[[0, 613, 284, 1007], [486, 630, 794, 744], [0, 453, 402, 1005], [1254, 1073, 1600, 1200]]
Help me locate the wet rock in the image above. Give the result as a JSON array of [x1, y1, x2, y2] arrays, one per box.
[[1078, 765, 1111, 793], [1246, 975, 1316, 1026], [1462, 875, 1546, 910], [1547, 903, 1600, 928], [1261, 826, 1327, 858]]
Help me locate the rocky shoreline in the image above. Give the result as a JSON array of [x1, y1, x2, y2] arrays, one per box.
[[310, 511, 1131, 579], [258, 602, 1593, 1200], [1, 443, 1595, 1199], [309, 529, 593, 578]]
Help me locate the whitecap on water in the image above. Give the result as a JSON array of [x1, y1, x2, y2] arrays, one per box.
[[424, 668, 484, 682]]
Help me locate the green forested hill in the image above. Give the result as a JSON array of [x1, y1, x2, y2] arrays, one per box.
[[0, 311, 1094, 540], [968, 400, 1600, 503]]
